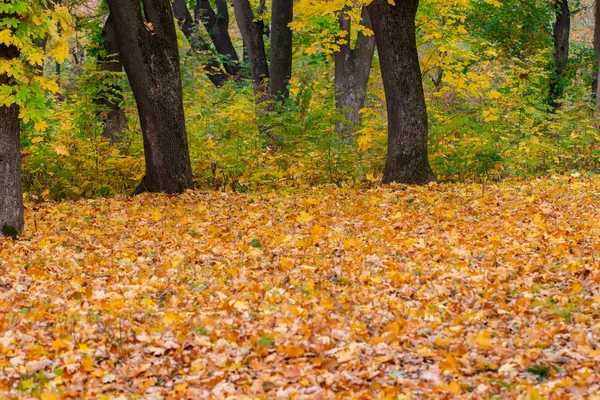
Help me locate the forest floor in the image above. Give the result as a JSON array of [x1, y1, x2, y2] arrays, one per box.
[[1, 176, 600, 399]]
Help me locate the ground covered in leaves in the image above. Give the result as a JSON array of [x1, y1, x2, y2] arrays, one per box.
[[1, 177, 600, 399]]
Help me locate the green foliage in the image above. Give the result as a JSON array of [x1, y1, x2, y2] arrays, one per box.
[[20, 47, 143, 200], [181, 54, 384, 191], [527, 364, 551, 381], [14, 0, 600, 200], [467, 0, 554, 61]]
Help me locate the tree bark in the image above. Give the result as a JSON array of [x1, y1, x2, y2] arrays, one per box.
[[106, 0, 193, 194], [335, 6, 375, 136], [269, 0, 293, 100], [595, 0, 600, 108], [98, 15, 126, 144], [195, 0, 240, 76], [234, 0, 269, 100], [0, 40, 24, 238], [550, 0, 570, 109], [172, 0, 228, 87], [368, 0, 435, 184]]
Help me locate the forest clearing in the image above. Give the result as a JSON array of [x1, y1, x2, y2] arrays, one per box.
[[3, 0, 600, 397], [1, 176, 599, 398]]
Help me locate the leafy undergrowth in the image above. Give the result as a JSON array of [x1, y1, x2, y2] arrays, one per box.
[[1, 177, 600, 399]]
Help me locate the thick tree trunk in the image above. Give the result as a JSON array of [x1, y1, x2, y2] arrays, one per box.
[[368, 0, 435, 184], [269, 0, 293, 100], [195, 0, 240, 76], [98, 15, 126, 144], [335, 7, 375, 136], [172, 0, 228, 87], [106, 0, 193, 194], [550, 0, 570, 109], [0, 42, 24, 238], [234, 0, 269, 100]]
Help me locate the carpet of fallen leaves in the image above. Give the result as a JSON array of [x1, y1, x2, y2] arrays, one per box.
[[1, 176, 600, 399]]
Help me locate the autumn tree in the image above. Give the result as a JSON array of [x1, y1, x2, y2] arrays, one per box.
[[195, 0, 240, 78], [335, 5, 375, 136], [368, 0, 435, 184], [1, 1, 68, 237], [595, 0, 600, 107], [234, 0, 293, 102], [106, 0, 193, 194], [269, 0, 293, 99], [550, 0, 570, 109], [234, 0, 269, 99], [172, 0, 234, 87], [97, 14, 126, 144], [0, 28, 22, 238]]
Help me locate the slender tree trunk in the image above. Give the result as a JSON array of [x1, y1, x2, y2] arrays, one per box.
[[0, 40, 24, 237], [335, 6, 375, 136], [595, 0, 600, 108], [195, 0, 240, 76], [550, 0, 570, 109], [368, 0, 435, 184], [234, 0, 269, 100], [172, 0, 228, 87], [106, 0, 193, 194], [269, 0, 293, 100], [98, 15, 126, 144]]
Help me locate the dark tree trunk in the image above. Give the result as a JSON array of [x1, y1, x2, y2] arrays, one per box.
[[106, 0, 193, 194], [98, 15, 126, 144], [0, 40, 24, 238], [335, 6, 375, 136], [269, 0, 293, 100], [195, 0, 240, 76], [172, 0, 228, 87], [234, 0, 269, 99], [595, 0, 600, 107], [368, 0, 435, 184], [550, 0, 570, 109]]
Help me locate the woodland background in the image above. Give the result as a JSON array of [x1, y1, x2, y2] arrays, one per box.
[[10, 0, 600, 201]]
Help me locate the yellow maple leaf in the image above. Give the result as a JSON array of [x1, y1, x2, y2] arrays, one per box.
[[49, 42, 69, 64], [296, 212, 313, 223], [53, 144, 70, 156], [439, 354, 458, 372], [150, 209, 163, 222], [81, 356, 94, 372], [475, 329, 493, 350], [41, 393, 61, 400], [34, 121, 48, 132], [52, 338, 70, 351], [163, 312, 177, 325], [446, 381, 461, 394]]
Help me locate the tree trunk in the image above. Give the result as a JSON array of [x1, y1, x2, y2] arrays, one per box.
[[98, 15, 126, 144], [234, 0, 269, 100], [550, 0, 570, 109], [269, 0, 293, 100], [368, 0, 435, 184], [172, 0, 228, 87], [195, 0, 240, 76], [0, 41, 24, 238], [106, 0, 193, 194], [595, 0, 600, 108], [335, 6, 375, 136]]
